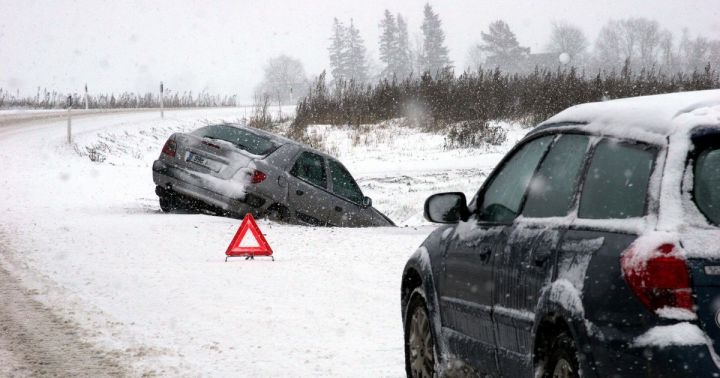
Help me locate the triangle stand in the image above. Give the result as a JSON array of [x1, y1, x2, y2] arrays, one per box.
[[225, 214, 274, 262]]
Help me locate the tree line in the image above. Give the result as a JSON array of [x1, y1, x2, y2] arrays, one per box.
[[323, 3, 719, 84], [292, 63, 720, 131], [0, 88, 239, 109]]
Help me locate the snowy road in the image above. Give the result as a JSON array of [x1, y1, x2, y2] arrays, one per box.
[[0, 256, 127, 377], [0, 109, 525, 376]]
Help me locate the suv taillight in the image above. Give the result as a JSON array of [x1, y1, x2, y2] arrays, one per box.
[[162, 139, 177, 158], [251, 170, 267, 184], [621, 243, 694, 312]]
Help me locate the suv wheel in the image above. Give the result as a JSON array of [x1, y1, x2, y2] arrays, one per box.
[[541, 332, 579, 378], [405, 288, 435, 378]]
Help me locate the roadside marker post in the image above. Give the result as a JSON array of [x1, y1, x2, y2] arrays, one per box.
[[225, 214, 274, 262], [66, 95, 72, 144], [160, 81, 164, 119]]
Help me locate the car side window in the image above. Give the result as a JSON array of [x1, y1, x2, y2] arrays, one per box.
[[328, 160, 364, 203], [522, 134, 589, 218], [578, 139, 656, 219], [477, 135, 552, 223], [290, 151, 327, 189]]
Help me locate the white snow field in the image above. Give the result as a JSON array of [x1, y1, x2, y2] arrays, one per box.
[[0, 108, 526, 376]]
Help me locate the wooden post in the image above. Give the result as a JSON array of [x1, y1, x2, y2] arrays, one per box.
[[84, 83, 89, 110]]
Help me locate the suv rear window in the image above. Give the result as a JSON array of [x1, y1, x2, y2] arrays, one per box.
[[693, 147, 720, 225], [194, 125, 277, 155], [578, 140, 656, 219]]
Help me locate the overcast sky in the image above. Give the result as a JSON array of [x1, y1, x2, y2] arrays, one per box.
[[1, 0, 719, 102]]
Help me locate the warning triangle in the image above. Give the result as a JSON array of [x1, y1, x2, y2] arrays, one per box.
[[225, 213, 273, 260]]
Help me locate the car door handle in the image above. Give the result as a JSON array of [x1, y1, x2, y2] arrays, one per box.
[[334, 206, 343, 212], [296, 189, 304, 196]]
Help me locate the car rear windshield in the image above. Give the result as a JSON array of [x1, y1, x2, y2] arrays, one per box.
[[194, 125, 278, 155], [694, 146, 720, 225]]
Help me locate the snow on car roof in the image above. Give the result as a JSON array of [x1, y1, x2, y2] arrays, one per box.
[[536, 89, 720, 143]]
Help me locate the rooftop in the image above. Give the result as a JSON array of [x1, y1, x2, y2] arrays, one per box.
[[536, 89, 720, 142]]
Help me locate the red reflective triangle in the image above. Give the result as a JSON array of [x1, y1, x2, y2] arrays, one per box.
[[225, 214, 273, 257]]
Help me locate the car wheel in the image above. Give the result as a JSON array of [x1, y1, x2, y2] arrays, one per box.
[[405, 288, 436, 378], [159, 196, 176, 212], [541, 332, 579, 378], [266, 204, 290, 222]]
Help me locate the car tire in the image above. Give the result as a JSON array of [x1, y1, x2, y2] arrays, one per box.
[[159, 196, 177, 212], [267, 204, 290, 222], [540, 332, 580, 378], [404, 287, 436, 378]]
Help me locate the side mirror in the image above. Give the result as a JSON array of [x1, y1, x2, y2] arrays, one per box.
[[362, 196, 372, 208], [424, 192, 470, 223]]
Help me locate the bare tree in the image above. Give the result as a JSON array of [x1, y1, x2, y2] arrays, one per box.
[[595, 20, 624, 68], [658, 30, 676, 71], [545, 21, 588, 64], [255, 55, 309, 105], [678, 29, 720, 72], [594, 18, 664, 71]]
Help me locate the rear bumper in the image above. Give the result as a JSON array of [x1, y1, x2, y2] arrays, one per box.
[[588, 336, 720, 377], [152, 159, 267, 216]]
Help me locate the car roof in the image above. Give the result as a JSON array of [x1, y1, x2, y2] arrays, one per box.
[[530, 89, 720, 144], [221, 123, 337, 161]]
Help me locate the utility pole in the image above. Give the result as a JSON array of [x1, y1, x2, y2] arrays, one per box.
[[66, 95, 73, 144], [160, 81, 165, 119]]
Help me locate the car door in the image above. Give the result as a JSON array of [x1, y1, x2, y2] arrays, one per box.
[[287, 151, 335, 225], [493, 134, 590, 376], [438, 135, 553, 375], [326, 159, 374, 227]]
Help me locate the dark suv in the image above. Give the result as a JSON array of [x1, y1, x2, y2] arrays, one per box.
[[401, 90, 720, 377]]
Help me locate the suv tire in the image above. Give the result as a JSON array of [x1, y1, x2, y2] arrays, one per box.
[[404, 288, 436, 378], [540, 332, 579, 378]]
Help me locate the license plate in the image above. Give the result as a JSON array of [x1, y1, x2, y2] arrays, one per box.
[[186, 152, 221, 172]]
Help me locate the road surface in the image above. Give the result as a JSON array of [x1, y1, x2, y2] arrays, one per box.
[[0, 250, 127, 377]]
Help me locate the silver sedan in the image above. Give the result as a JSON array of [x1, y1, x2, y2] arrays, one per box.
[[152, 123, 394, 227]]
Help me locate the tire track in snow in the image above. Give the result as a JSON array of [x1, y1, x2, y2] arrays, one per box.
[[0, 261, 129, 377]]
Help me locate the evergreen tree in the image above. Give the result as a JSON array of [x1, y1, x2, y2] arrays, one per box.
[[328, 18, 348, 81], [419, 3, 452, 76], [395, 14, 413, 78], [480, 20, 530, 73], [378, 10, 413, 80], [378, 10, 398, 79], [346, 19, 369, 83]]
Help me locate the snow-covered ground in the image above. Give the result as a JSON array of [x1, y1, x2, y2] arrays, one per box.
[[0, 109, 526, 376]]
